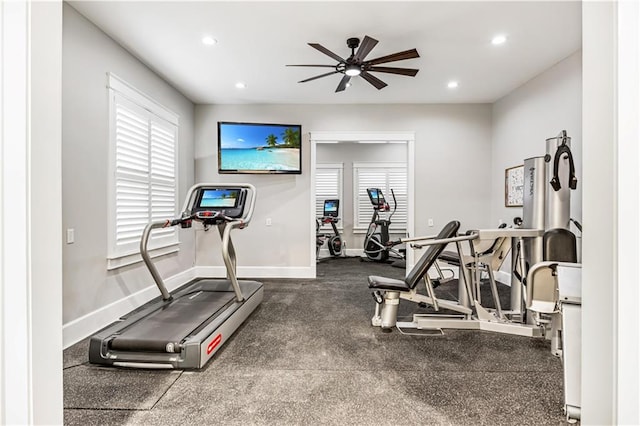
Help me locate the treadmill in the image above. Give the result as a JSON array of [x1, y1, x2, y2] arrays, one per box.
[[89, 183, 263, 369]]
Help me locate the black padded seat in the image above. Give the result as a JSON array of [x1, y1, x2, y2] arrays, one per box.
[[367, 275, 409, 291], [368, 220, 461, 292], [438, 250, 460, 265]]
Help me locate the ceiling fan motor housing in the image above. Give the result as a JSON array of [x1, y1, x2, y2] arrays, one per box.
[[347, 37, 360, 50]]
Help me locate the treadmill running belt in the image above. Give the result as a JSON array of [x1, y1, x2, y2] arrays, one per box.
[[109, 291, 236, 353]]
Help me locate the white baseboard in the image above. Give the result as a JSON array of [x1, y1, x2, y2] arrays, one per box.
[[62, 268, 196, 349], [194, 266, 315, 279], [346, 248, 364, 257], [318, 248, 364, 257]]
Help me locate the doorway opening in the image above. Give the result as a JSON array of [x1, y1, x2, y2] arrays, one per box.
[[309, 131, 415, 277]]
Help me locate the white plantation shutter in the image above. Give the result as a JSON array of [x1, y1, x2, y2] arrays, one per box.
[[315, 164, 343, 230], [149, 121, 177, 241], [353, 163, 407, 230], [108, 75, 179, 261]]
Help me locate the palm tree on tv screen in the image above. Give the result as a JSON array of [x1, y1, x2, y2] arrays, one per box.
[[265, 134, 278, 147], [282, 128, 300, 148]]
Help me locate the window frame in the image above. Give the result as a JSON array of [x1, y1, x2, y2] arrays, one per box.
[[106, 73, 180, 270]]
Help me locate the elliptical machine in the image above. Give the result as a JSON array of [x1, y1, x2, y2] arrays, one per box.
[[362, 188, 404, 262], [316, 199, 345, 261]]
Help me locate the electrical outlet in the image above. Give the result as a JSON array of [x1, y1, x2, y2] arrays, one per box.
[[428, 219, 434, 227], [265, 218, 272, 226]]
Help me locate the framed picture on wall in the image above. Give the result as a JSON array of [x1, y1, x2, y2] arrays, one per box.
[[505, 165, 524, 207]]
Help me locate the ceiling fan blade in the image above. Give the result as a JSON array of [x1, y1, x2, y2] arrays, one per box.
[[299, 70, 340, 83], [335, 75, 352, 92], [287, 64, 337, 68], [367, 66, 419, 77], [308, 43, 345, 63], [360, 71, 387, 90], [353, 35, 379, 62], [367, 48, 420, 66]]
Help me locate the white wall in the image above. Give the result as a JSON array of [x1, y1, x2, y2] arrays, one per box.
[[582, 2, 616, 423], [194, 104, 492, 273], [62, 4, 195, 345], [491, 50, 582, 226], [316, 142, 407, 252], [488, 51, 582, 282]]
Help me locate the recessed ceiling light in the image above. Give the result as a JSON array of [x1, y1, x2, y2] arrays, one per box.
[[447, 81, 459, 89], [346, 82, 352, 88], [491, 35, 507, 45], [235, 82, 246, 89], [202, 36, 217, 46]]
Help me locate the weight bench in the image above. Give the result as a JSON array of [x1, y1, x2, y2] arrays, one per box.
[[368, 220, 477, 331]]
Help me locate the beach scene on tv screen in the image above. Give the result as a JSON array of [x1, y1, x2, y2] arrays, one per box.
[[219, 123, 301, 172]]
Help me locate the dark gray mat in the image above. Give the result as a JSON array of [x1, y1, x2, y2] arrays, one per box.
[[64, 409, 138, 426], [64, 365, 181, 409], [63, 257, 565, 424], [213, 320, 561, 373], [64, 338, 90, 369], [137, 369, 565, 425]]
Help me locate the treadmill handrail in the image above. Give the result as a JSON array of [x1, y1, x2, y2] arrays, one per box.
[[142, 184, 257, 301], [140, 221, 174, 300], [220, 220, 244, 302]]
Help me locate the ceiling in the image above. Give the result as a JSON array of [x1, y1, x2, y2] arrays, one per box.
[[69, 1, 581, 105]]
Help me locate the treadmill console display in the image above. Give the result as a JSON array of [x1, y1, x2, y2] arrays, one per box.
[[193, 188, 246, 219], [323, 199, 339, 218], [199, 189, 240, 208], [366, 188, 386, 209]]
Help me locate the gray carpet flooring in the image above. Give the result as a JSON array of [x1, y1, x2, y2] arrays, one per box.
[[63, 257, 565, 425]]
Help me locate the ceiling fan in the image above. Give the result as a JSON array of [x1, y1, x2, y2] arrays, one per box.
[[287, 35, 420, 93]]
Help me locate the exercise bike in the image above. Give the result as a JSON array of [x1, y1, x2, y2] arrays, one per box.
[[362, 188, 405, 263], [316, 199, 345, 261]]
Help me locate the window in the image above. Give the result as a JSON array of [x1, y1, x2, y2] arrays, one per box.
[[315, 163, 343, 230], [107, 74, 179, 266], [353, 163, 407, 231]]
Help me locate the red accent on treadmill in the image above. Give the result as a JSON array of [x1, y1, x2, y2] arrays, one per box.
[[206, 334, 222, 355]]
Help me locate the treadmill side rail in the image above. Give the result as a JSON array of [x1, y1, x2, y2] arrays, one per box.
[[89, 280, 263, 369]]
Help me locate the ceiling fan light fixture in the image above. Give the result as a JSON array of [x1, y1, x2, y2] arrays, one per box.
[[345, 64, 361, 77]]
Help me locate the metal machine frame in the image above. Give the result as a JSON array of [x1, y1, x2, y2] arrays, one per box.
[[371, 227, 544, 337], [316, 199, 344, 260], [363, 188, 404, 262], [89, 183, 263, 369]]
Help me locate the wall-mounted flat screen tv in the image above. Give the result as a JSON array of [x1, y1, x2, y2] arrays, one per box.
[[218, 122, 302, 174]]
